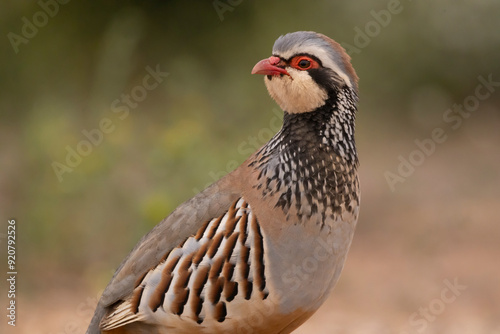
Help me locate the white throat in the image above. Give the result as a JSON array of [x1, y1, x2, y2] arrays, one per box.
[[264, 68, 328, 114]]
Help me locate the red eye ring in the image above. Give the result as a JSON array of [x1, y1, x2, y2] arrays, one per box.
[[290, 56, 319, 71]]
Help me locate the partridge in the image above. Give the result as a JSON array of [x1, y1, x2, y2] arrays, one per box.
[[87, 31, 360, 334]]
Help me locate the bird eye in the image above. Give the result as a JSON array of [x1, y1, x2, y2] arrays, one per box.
[[298, 59, 311, 68], [291, 56, 318, 71]]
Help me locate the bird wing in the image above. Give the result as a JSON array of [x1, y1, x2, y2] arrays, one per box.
[[99, 195, 270, 332], [87, 175, 241, 333]]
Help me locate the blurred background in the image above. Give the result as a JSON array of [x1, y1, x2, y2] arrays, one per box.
[[1, 0, 499, 333]]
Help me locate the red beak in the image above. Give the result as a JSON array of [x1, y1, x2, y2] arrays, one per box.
[[251, 56, 289, 76]]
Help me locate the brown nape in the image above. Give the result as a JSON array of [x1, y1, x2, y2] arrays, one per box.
[[318, 33, 359, 89]]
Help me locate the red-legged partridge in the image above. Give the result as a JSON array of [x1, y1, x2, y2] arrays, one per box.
[[87, 31, 360, 334]]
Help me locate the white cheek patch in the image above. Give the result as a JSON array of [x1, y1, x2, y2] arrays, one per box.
[[264, 69, 328, 114]]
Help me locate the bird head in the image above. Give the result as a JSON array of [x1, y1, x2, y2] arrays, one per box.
[[252, 31, 358, 114]]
